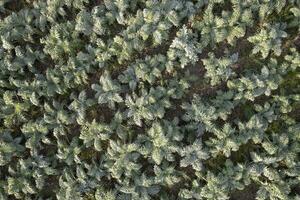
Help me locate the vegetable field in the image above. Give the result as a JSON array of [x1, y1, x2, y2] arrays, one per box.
[[0, 0, 299, 199]]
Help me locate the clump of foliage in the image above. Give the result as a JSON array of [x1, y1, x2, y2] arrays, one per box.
[[0, 0, 299, 199]]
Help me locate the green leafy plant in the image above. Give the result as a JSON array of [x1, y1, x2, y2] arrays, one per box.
[[0, 0, 299, 199]]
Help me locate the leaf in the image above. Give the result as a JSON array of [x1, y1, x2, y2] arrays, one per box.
[[152, 148, 163, 165], [30, 92, 39, 106]]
